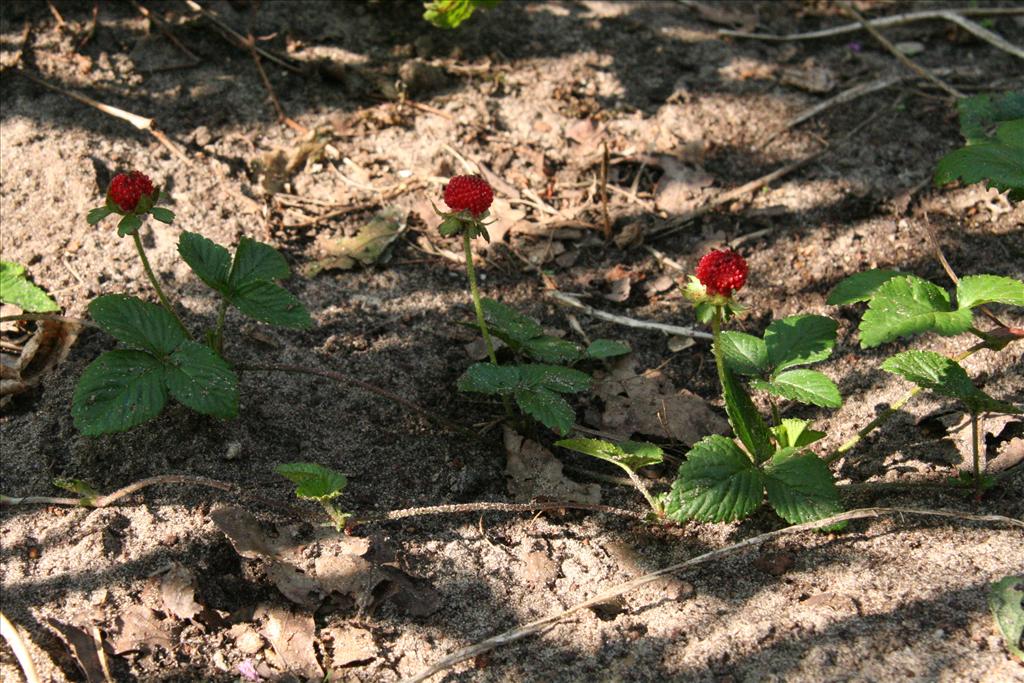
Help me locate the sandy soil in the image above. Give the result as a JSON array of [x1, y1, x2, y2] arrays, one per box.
[[1, 1, 1023, 681]]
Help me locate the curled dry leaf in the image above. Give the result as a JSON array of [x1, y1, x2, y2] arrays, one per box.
[[158, 562, 202, 621], [504, 427, 602, 504], [937, 414, 1022, 472], [109, 605, 173, 656], [594, 356, 728, 446], [46, 619, 107, 683], [0, 316, 81, 408], [255, 605, 324, 681]]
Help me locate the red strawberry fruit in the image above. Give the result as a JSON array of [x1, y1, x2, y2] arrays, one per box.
[[443, 175, 493, 217], [108, 171, 156, 212], [696, 249, 748, 296]]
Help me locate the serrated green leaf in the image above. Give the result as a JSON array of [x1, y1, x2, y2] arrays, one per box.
[[957, 91, 1024, 144], [514, 386, 575, 435], [988, 575, 1024, 662], [229, 237, 291, 288], [86, 206, 112, 225], [117, 213, 142, 236], [717, 331, 768, 376], [764, 451, 841, 524], [666, 435, 764, 523], [457, 362, 520, 394], [88, 295, 187, 356], [556, 438, 663, 472], [522, 336, 582, 364], [0, 261, 59, 312], [178, 231, 231, 292], [276, 462, 347, 502], [423, 0, 496, 29], [935, 118, 1024, 198], [481, 298, 543, 344], [72, 350, 168, 435], [229, 280, 311, 329], [517, 364, 591, 394], [165, 341, 238, 418], [765, 315, 837, 374], [881, 350, 1020, 414], [826, 270, 904, 305], [955, 274, 1024, 310], [753, 370, 842, 408], [149, 207, 175, 224], [585, 339, 631, 359], [720, 364, 774, 463], [858, 276, 974, 348], [771, 418, 826, 449]]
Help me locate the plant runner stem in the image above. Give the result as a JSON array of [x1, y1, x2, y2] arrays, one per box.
[[132, 230, 189, 337]]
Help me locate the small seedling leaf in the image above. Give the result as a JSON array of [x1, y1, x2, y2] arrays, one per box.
[[764, 450, 841, 524], [955, 274, 1024, 310], [934, 118, 1024, 199], [178, 231, 231, 292], [164, 341, 239, 418], [827, 269, 903, 305], [117, 213, 143, 236], [717, 331, 768, 376], [72, 350, 168, 435], [585, 339, 631, 359], [229, 237, 291, 287], [881, 350, 1020, 414], [858, 276, 974, 348], [764, 314, 837, 373], [0, 261, 59, 312], [771, 418, 826, 449], [522, 336, 582, 364], [556, 438, 663, 473], [752, 369, 842, 408], [514, 386, 575, 435], [88, 295, 187, 356], [149, 207, 175, 224], [721, 364, 774, 463], [988, 575, 1024, 662], [517, 364, 591, 394], [667, 435, 763, 523], [481, 298, 543, 344], [276, 462, 347, 502], [423, 0, 496, 29], [229, 280, 312, 329], [457, 362, 519, 394]]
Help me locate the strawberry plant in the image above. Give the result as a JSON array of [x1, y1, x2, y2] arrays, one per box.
[[423, 0, 498, 29], [0, 261, 59, 313], [73, 171, 311, 436], [437, 175, 629, 435], [276, 462, 350, 530]]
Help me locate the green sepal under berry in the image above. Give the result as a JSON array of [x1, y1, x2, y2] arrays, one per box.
[[0, 261, 59, 312], [666, 435, 763, 523], [881, 350, 1021, 415]]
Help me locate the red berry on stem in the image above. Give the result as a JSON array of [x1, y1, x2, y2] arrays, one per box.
[[695, 249, 748, 296], [443, 175, 493, 217], [108, 171, 155, 212]]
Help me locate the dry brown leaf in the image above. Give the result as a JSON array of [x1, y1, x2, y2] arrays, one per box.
[[324, 624, 377, 667], [314, 554, 384, 612], [688, 1, 758, 31], [47, 619, 108, 683], [158, 562, 202, 621], [255, 605, 324, 680], [653, 156, 714, 215], [0, 317, 81, 406], [209, 506, 299, 562], [780, 59, 836, 94], [504, 427, 601, 504], [938, 414, 1023, 472], [594, 356, 728, 446], [303, 208, 405, 275], [109, 606, 173, 655], [267, 561, 324, 610]]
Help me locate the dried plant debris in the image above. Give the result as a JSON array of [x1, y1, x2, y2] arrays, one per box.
[[651, 155, 714, 215], [157, 562, 203, 621], [46, 619, 108, 683], [109, 606, 173, 656], [255, 129, 331, 195], [304, 208, 405, 275], [323, 624, 377, 668], [934, 413, 1023, 472], [504, 427, 602, 504], [255, 605, 324, 680], [594, 356, 728, 446], [210, 505, 438, 616], [1, 315, 81, 407]]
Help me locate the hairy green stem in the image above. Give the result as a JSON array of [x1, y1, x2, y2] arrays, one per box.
[[623, 467, 662, 517], [132, 230, 189, 336], [462, 232, 511, 416], [826, 345, 982, 464]]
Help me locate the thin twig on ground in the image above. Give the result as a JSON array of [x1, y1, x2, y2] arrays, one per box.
[[402, 506, 1024, 683], [244, 32, 307, 133], [939, 11, 1024, 61], [841, 3, 963, 99], [546, 291, 713, 341], [0, 612, 41, 683], [0, 313, 97, 329], [183, 0, 302, 73], [600, 141, 612, 240], [353, 500, 644, 526], [719, 7, 1024, 42], [130, 1, 201, 65], [768, 72, 907, 141], [12, 70, 187, 162]]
